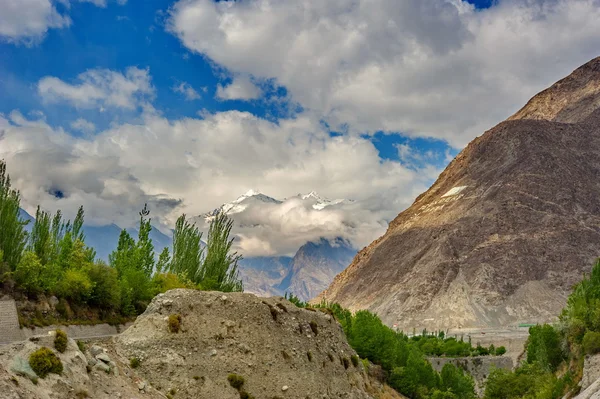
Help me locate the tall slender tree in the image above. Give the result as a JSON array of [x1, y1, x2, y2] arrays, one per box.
[[0, 160, 28, 269]]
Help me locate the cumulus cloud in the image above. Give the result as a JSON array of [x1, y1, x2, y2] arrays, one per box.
[[0, 0, 71, 44], [168, 0, 600, 147], [216, 76, 262, 101], [0, 101, 437, 255], [38, 67, 154, 110], [172, 82, 202, 100], [70, 118, 96, 133]]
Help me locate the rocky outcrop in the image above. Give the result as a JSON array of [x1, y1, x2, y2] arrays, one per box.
[[317, 56, 600, 330], [0, 289, 401, 399]]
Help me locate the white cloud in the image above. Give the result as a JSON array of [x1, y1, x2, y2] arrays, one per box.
[[38, 67, 155, 110], [0, 105, 438, 255], [168, 0, 600, 147], [172, 82, 201, 100], [0, 0, 71, 44], [216, 76, 262, 101], [70, 118, 96, 133]]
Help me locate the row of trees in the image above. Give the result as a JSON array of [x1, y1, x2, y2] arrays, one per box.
[[0, 159, 243, 321], [318, 303, 477, 399]]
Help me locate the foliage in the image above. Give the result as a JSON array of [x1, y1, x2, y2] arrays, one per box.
[[13, 251, 46, 295], [582, 330, 600, 355], [54, 329, 68, 353], [56, 269, 93, 304], [526, 324, 563, 372], [168, 313, 182, 333], [495, 346, 507, 356], [284, 291, 307, 308], [168, 213, 243, 292], [85, 262, 121, 309], [0, 160, 28, 269], [29, 347, 63, 378], [130, 357, 140, 368], [484, 362, 566, 399], [227, 373, 245, 390]]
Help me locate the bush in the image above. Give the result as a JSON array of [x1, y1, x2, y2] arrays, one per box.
[[583, 331, 600, 355], [351, 355, 359, 367], [76, 340, 86, 353], [130, 357, 141, 368], [495, 346, 507, 356], [168, 314, 182, 333], [29, 347, 63, 378], [227, 373, 245, 390], [54, 329, 67, 353], [85, 263, 120, 309], [13, 252, 45, 296], [56, 269, 93, 304]]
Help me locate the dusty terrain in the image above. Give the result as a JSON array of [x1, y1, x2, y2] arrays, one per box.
[[0, 289, 402, 399], [318, 56, 600, 330]]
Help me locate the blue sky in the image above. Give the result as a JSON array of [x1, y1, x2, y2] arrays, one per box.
[[1, 0, 599, 255]]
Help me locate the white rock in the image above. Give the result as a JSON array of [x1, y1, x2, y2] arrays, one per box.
[[282, 385, 289, 391]]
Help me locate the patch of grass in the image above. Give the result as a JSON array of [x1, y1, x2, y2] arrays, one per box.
[[54, 329, 68, 353], [29, 347, 63, 378], [351, 355, 359, 367], [168, 314, 182, 333], [169, 388, 176, 395], [309, 321, 318, 335], [10, 376, 18, 386], [239, 390, 255, 399], [227, 373, 245, 390], [76, 340, 86, 353], [130, 357, 141, 369]]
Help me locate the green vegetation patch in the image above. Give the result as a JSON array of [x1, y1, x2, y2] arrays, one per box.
[[54, 329, 68, 353], [29, 347, 63, 378]]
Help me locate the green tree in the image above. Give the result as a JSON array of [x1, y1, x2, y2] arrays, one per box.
[[13, 251, 45, 295], [527, 325, 563, 371], [439, 363, 476, 399], [0, 160, 28, 269]]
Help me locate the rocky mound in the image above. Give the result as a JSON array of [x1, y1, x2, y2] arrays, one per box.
[[317, 56, 600, 330], [0, 289, 401, 399]]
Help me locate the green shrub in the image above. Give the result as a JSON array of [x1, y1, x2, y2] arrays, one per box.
[[495, 346, 507, 356], [29, 347, 63, 378], [13, 252, 45, 296], [130, 357, 141, 368], [227, 373, 245, 390], [583, 331, 600, 355], [351, 355, 359, 367], [85, 263, 121, 309], [56, 269, 93, 304], [76, 340, 86, 353], [54, 329, 67, 353], [168, 314, 182, 333]]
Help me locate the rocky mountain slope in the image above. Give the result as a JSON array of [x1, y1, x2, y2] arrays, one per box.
[[0, 289, 401, 399], [317, 56, 600, 330], [240, 239, 355, 301]]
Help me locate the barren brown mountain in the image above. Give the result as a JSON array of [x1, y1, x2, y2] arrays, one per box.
[[317, 56, 600, 330]]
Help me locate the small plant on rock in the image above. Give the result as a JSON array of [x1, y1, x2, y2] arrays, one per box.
[[76, 340, 86, 353], [29, 347, 63, 378], [228, 374, 245, 390], [351, 355, 359, 367], [168, 314, 182, 333], [130, 357, 141, 368], [54, 329, 68, 353]]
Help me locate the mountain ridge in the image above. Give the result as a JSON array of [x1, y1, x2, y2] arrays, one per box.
[[317, 56, 600, 330]]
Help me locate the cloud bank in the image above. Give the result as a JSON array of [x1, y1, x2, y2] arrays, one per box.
[[168, 0, 600, 147]]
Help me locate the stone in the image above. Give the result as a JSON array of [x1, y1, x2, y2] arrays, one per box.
[[282, 385, 289, 391], [94, 361, 110, 373], [137, 381, 146, 390], [90, 345, 104, 357], [96, 353, 112, 364], [210, 349, 217, 357], [10, 356, 37, 381], [49, 296, 59, 308]]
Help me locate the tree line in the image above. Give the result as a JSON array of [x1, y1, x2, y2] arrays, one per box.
[[0, 159, 243, 323]]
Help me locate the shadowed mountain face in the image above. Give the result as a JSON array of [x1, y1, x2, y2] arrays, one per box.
[[317, 56, 600, 330], [240, 238, 355, 301]]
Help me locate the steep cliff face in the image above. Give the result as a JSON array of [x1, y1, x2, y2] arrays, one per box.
[[317, 57, 600, 330]]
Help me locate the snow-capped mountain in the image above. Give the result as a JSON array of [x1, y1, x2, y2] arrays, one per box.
[[200, 190, 352, 222], [200, 189, 282, 222]]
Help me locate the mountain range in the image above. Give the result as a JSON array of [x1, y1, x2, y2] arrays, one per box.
[[317, 56, 600, 330], [20, 190, 356, 301]]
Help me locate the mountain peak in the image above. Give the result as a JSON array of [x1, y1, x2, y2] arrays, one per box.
[[317, 56, 600, 330]]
